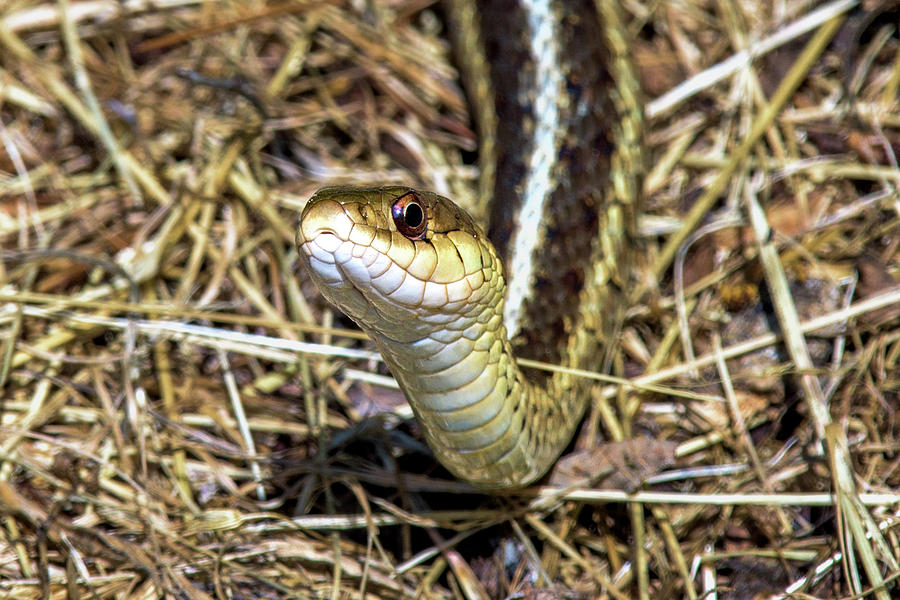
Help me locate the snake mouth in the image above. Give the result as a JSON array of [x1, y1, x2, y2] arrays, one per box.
[[298, 231, 383, 328], [296, 194, 360, 287], [297, 232, 343, 283], [296, 201, 394, 325]]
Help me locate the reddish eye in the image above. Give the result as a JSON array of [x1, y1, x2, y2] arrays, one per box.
[[392, 191, 427, 240]]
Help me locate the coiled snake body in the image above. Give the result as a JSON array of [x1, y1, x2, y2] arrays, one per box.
[[297, 0, 642, 489]]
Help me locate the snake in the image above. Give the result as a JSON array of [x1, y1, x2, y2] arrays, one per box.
[[296, 0, 643, 489]]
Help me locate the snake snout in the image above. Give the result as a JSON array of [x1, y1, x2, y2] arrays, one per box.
[[297, 197, 353, 248], [296, 196, 360, 293]]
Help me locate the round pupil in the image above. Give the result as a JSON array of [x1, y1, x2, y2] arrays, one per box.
[[404, 203, 424, 228]]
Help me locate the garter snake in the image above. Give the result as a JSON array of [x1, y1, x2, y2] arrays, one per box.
[[297, 0, 643, 489]]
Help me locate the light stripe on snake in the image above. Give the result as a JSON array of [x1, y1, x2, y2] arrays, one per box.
[[502, 0, 564, 337]]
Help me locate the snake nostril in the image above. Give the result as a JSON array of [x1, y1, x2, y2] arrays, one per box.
[[300, 198, 354, 244]]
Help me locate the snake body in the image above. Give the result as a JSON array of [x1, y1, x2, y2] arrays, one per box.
[[297, 1, 642, 488]]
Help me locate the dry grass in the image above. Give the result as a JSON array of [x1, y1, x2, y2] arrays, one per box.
[[1, 0, 899, 598]]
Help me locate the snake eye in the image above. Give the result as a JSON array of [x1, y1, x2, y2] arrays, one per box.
[[391, 191, 427, 240]]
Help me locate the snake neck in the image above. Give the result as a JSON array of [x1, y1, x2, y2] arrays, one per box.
[[369, 265, 590, 490], [376, 334, 586, 490]]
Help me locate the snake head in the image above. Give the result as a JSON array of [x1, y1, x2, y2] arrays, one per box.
[[297, 186, 503, 344]]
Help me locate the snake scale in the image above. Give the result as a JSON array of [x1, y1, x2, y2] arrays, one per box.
[[297, 0, 643, 489]]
